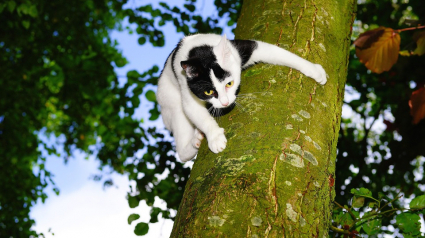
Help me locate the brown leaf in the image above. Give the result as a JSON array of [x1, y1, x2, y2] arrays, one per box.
[[354, 27, 386, 50], [409, 87, 425, 124], [354, 27, 400, 74]]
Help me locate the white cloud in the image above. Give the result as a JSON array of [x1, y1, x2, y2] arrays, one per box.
[[31, 158, 173, 238]]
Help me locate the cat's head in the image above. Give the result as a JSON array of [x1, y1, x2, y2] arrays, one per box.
[[181, 35, 241, 109]]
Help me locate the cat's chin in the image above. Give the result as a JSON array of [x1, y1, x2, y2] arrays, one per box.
[[205, 102, 236, 117]]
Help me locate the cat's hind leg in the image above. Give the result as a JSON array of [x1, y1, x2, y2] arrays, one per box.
[[170, 111, 202, 162]]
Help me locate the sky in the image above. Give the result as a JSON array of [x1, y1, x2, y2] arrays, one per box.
[[30, 1, 230, 237]]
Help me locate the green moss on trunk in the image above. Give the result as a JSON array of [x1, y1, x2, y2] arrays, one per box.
[[171, 0, 356, 237]]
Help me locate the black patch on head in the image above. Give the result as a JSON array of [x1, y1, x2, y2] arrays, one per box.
[[180, 57, 217, 101], [181, 59, 204, 78], [181, 45, 232, 100], [187, 45, 230, 82], [211, 63, 230, 80], [230, 40, 258, 66]]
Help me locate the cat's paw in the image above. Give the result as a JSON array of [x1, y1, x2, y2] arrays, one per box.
[[207, 128, 227, 153], [192, 129, 204, 148], [303, 64, 327, 85]]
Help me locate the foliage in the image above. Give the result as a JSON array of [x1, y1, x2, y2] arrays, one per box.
[[0, 0, 130, 236], [331, 188, 425, 237], [336, 0, 425, 236]]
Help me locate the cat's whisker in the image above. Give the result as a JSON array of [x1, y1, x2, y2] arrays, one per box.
[[234, 102, 246, 113], [236, 92, 264, 97]]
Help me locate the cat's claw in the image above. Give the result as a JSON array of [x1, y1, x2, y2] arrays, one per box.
[[303, 64, 327, 85], [192, 129, 204, 148], [207, 128, 227, 153]]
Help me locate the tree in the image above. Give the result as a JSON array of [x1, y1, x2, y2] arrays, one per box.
[[170, 0, 356, 236]]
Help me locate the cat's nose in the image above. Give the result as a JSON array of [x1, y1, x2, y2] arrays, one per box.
[[219, 97, 229, 106]]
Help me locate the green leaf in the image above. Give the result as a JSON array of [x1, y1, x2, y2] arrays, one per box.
[[127, 70, 140, 83], [0, 3, 6, 13], [128, 196, 139, 208], [352, 196, 365, 208], [150, 207, 161, 223], [127, 213, 140, 225], [410, 194, 425, 210], [396, 213, 421, 235], [7, 1, 16, 12], [183, 4, 195, 12], [134, 222, 149, 236], [21, 20, 30, 29], [149, 106, 160, 121], [340, 212, 357, 227], [351, 187, 372, 197], [115, 57, 127, 67], [171, 7, 180, 13], [362, 214, 381, 235], [138, 37, 146, 45], [368, 201, 378, 209], [28, 5, 37, 17], [145, 90, 156, 102]]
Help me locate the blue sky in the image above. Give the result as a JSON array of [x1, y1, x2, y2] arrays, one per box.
[[30, 1, 232, 237]]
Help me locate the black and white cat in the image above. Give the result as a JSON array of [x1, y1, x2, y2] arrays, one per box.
[[157, 34, 327, 162]]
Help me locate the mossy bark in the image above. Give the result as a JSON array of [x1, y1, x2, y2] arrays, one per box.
[[171, 0, 356, 237]]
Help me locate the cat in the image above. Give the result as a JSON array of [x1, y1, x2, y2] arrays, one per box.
[[157, 34, 327, 162]]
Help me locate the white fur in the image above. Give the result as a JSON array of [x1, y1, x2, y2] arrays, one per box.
[[244, 41, 327, 84], [157, 34, 327, 162]]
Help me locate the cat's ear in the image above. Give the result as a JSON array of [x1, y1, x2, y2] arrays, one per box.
[[214, 34, 232, 66], [181, 59, 202, 79]]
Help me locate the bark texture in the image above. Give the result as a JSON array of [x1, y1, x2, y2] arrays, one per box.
[[171, 0, 356, 237]]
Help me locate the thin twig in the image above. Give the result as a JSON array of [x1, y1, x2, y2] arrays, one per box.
[[396, 25, 425, 33], [334, 201, 357, 221]]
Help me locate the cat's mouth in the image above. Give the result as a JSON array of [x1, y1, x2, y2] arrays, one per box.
[[205, 102, 236, 117]]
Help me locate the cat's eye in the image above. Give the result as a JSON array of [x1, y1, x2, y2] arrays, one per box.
[[204, 90, 214, 96], [226, 81, 234, 88]]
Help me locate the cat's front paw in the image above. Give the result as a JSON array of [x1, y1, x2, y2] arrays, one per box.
[[207, 128, 227, 153], [303, 64, 327, 85], [192, 129, 204, 148]]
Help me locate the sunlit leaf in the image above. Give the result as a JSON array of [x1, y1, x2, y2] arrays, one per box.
[[354, 27, 400, 74], [399, 50, 412, 56], [413, 31, 425, 56], [352, 196, 365, 208], [149, 207, 161, 223], [128, 195, 139, 208], [396, 213, 421, 236], [145, 90, 156, 102], [409, 194, 425, 209], [408, 87, 425, 124], [128, 214, 140, 225], [351, 187, 372, 197], [134, 222, 149, 236], [362, 214, 381, 236]]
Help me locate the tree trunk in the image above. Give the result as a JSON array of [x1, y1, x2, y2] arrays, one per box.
[[171, 0, 356, 237]]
